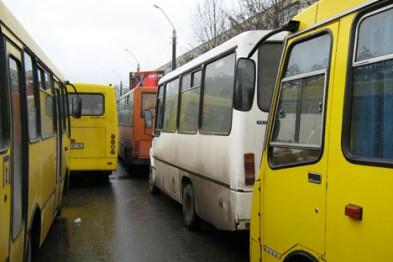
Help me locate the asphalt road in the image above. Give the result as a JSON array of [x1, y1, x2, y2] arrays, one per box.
[[35, 162, 249, 262]]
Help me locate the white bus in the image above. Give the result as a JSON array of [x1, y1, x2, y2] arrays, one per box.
[[148, 31, 285, 231]]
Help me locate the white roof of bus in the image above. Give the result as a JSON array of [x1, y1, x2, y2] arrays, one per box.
[[160, 30, 286, 84], [0, 0, 64, 80]]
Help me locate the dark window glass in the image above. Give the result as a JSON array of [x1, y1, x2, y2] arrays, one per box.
[[179, 70, 201, 133], [201, 53, 236, 134], [258, 42, 283, 112], [270, 34, 331, 167], [163, 79, 179, 132], [24, 53, 39, 140], [68, 93, 105, 116], [9, 57, 23, 236], [40, 71, 55, 137], [154, 85, 165, 135], [349, 7, 393, 162]]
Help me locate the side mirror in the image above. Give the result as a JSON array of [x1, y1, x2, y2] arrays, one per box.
[[143, 110, 153, 129], [234, 58, 256, 111], [72, 95, 82, 118]]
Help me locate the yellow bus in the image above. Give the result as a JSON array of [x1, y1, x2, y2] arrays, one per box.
[[250, 0, 393, 261], [67, 83, 118, 174], [0, 1, 81, 261]]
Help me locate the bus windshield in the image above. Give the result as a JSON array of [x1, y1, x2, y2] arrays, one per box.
[[69, 93, 105, 116]]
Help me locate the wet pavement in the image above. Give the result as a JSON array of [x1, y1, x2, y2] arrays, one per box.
[[36, 162, 249, 262]]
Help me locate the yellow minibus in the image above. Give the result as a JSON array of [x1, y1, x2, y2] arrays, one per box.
[[67, 83, 118, 174], [0, 1, 81, 261], [250, 0, 393, 261]]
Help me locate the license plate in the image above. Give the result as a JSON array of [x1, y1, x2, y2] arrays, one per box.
[[71, 143, 84, 149]]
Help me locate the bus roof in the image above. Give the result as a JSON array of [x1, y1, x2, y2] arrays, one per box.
[[160, 30, 286, 84], [0, 0, 64, 80], [68, 83, 115, 93], [294, 0, 378, 31]]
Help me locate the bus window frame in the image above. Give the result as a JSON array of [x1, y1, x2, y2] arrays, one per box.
[[199, 51, 237, 137], [140, 91, 157, 118], [162, 77, 180, 134], [342, 2, 393, 168], [178, 68, 202, 135], [38, 66, 56, 140], [23, 50, 41, 144], [154, 84, 166, 137], [268, 30, 333, 169], [0, 29, 10, 154], [8, 53, 27, 240], [69, 92, 105, 117]]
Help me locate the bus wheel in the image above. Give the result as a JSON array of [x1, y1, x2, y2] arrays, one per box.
[[148, 168, 159, 195], [182, 183, 199, 230]]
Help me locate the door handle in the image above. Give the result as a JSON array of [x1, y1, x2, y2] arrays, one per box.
[[308, 172, 321, 184]]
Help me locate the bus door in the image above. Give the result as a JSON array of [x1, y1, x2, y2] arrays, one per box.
[[5, 39, 28, 262], [54, 87, 62, 213], [262, 23, 338, 259]]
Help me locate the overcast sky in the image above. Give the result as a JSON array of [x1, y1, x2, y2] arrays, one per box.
[[3, 0, 236, 87]]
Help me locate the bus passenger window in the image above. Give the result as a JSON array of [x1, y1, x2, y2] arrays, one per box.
[[69, 94, 104, 116], [349, 7, 393, 161], [270, 34, 331, 167], [258, 42, 283, 112], [155, 85, 165, 135], [40, 70, 55, 138], [163, 78, 179, 133], [24, 52, 39, 140], [179, 70, 201, 133], [201, 53, 236, 135]]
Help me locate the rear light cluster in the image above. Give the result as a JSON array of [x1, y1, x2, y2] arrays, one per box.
[[244, 153, 255, 185], [110, 134, 116, 155]]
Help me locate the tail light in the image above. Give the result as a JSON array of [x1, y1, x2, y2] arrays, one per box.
[[244, 153, 255, 185], [110, 134, 116, 155]]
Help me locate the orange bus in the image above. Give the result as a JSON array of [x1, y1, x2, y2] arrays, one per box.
[[118, 71, 162, 166]]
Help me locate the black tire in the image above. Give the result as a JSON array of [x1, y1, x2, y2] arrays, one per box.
[[148, 168, 159, 194], [182, 183, 199, 230]]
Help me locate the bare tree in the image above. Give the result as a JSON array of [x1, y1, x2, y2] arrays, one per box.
[[230, 0, 314, 31], [191, 0, 230, 51]]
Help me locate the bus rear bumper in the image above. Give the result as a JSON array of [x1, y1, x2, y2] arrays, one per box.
[[70, 157, 118, 172], [231, 190, 253, 231]]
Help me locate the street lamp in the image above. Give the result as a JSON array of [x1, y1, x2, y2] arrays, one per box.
[[124, 49, 140, 72], [153, 4, 176, 70]]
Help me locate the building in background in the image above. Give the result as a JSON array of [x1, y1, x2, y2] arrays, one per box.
[[158, 0, 317, 73]]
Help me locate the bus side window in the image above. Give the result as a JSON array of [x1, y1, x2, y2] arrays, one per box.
[[154, 84, 165, 136], [39, 68, 55, 138], [201, 53, 236, 135], [346, 7, 393, 162], [162, 78, 179, 133], [129, 93, 134, 126], [179, 69, 201, 133], [24, 52, 39, 141]]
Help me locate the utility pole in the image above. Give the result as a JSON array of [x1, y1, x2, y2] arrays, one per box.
[[153, 4, 177, 70]]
